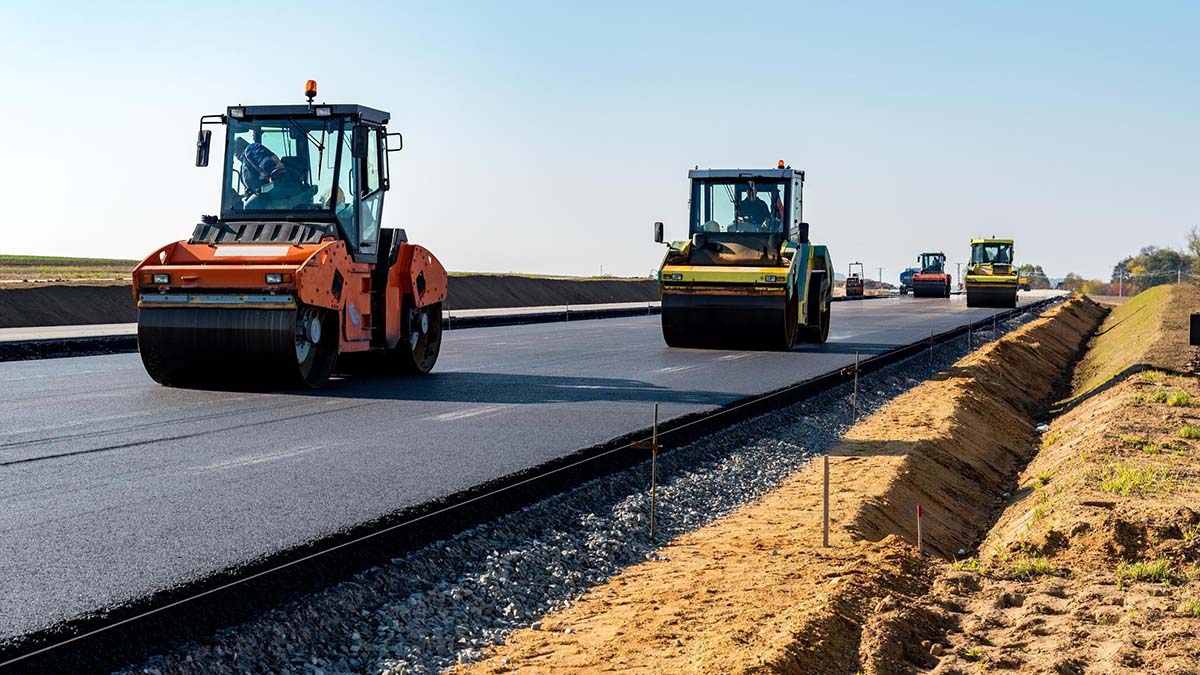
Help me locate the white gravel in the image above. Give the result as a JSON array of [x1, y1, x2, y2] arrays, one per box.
[[121, 307, 1050, 675]]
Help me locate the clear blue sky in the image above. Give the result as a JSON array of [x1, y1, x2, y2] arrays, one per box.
[[2, 1, 1196, 281]]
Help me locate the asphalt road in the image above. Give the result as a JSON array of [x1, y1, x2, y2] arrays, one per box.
[[0, 292, 1056, 641]]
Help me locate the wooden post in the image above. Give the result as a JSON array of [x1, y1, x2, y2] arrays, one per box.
[[929, 328, 934, 373], [822, 454, 830, 547]]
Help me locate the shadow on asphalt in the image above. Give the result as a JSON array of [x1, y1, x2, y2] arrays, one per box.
[[307, 371, 736, 406]]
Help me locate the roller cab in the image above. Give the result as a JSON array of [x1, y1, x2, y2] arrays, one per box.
[[911, 251, 951, 298], [134, 86, 447, 388], [653, 166, 832, 349], [965, 238, 1018, 308]]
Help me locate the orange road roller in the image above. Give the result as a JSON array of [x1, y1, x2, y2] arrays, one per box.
[[133, 82, 446, 388]]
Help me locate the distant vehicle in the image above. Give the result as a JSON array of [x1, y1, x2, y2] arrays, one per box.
[[965, 238, 1018, 308], [899, 267, 918, 295], [654, 163, 833, 349], [911, 252, 952, 298], [844, 262, 865, 298], [1018, 275, 1032, 291]]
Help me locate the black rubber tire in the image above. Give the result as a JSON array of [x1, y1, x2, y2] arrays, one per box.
[[392, 299, 443, 373], [797, 277, 831, 343]]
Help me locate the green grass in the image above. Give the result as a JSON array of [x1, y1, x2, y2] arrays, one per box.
[[1072, 286, 1171, 400], [0, 254, 138, 281], [1116, 559, 1173, 584], [1006, 556, 1057, 579], [1042, 429, 1065, 449], [1153, 391, 1169, 403], [1140, 370, 1166, 382], [1167, 391, 1191, 407], [1034, 469, 1053, 486], [1118, 434, 1147, 448], [1178, 597, 1200, 617], [1099, 463, 1167, 495], [953, 558, 981, 571], [1132, 393, 1147, 404], [1179, 425, 1200, 439], [1183, 524, 1200, 543]]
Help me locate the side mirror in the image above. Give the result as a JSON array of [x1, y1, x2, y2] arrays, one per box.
[[653, 221, 664, 243], [195, 129, 212, 167], [352, 126, 368, 158], [797, 221, 810, 244], [386, 132, 404, 152]]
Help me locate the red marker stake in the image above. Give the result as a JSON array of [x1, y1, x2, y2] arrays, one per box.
[[916, 504, 924, 554]]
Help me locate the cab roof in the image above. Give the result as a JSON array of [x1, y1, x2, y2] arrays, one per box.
[[971, 238, 1014, 245], [688, 168, 804, 180], [227, 104, 390, 125]]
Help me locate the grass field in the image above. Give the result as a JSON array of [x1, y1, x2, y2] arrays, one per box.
[[0, 255, 138, 282], [0, 254, 650, 283]]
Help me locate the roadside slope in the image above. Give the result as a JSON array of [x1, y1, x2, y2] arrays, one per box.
[[920, 284, 1200, 674], [455, 297, 1104, 674]]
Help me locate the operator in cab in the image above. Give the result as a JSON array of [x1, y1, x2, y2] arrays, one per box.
[[736, 185, 772, 229]]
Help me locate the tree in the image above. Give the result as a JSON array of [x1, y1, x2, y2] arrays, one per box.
[[1061, 272, 1085, 292], [1187, 226, 1200, 260], [1127, 247, 1190, 292], [1017, 264, 1051, 289]]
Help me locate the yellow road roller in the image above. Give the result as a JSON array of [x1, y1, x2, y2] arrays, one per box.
[[965, 238, 1018, 308], [653, 164, 833, 349]]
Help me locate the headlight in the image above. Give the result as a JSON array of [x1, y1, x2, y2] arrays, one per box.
[[152, 274, 170, 285], [764, 275, 778, 282], [265, 273, 283, 284], [314, 105, 332, 117], [667, 273, 683, 281]]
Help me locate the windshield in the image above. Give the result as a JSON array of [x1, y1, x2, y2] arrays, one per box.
[[222, 117, 343, 218], [920, 253, 944, 272], [690, 179, 789, 235], [972, 243, 1013, 265]]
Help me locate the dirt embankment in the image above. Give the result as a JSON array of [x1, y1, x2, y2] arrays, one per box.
[[915, 284, 1200, 674], [0, 276, 659, 329], [455, 297, 1105, 675]]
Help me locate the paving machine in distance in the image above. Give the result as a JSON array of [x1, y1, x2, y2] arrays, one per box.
[[899, 267, 918, 295], [965, 238, 1018, 308], [132, 81, 447, 388], [844, 262, 865, 298], [653, 163, 833, 349], [911, 251, 952, 298]]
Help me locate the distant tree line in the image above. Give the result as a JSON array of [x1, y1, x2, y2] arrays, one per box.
[[1058, 227, 1199, 296]]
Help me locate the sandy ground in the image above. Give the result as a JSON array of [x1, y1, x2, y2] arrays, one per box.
[[915, 284, 1200, 675], [455, 297, 1105, 674]]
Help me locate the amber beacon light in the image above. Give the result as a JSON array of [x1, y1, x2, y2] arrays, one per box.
[[305, 80, 318, 103]]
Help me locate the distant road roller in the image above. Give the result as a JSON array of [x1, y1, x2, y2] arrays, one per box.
[[965, 238, 1018, 308], [653, 164, 833, 349], [911, 252, 951, 298], [844, 262, 865, 298], [133, 82, 447, 388]]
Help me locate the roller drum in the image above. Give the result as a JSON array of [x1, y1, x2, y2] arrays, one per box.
[[138, 306, 337, 388], [661, 293, 792, 349], [965, 284, 1017, 308]]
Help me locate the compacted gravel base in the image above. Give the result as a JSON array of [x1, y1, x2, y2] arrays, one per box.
[[123, 306, 1053, 675]]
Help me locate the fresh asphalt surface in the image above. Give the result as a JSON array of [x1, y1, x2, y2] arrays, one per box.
[[0, 292, 1055, 642]]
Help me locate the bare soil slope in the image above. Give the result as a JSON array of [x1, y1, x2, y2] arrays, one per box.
[[917, 284, 1200, 675], [456, 298, 1105, 675]]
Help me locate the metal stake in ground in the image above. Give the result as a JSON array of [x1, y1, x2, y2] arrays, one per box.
[[822, 454, 830, 548], [917, 503, 924, 553], [650, 402, 659, 541], [929, 328, 934, 374]]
